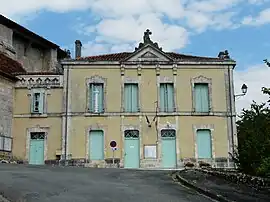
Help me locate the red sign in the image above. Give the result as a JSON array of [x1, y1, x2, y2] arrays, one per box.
[[110, 140, 117, 148]]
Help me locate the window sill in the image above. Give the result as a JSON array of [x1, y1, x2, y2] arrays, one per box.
[[30, 113, 48, 118], [158, 112, 177, 116], [191, 112, 214, 116], [84, 112, 107, 117], [121, 112, 141, 116]]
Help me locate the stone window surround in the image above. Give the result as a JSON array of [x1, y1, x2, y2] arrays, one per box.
[[191, 75, 213, 112], [85, 125, 107, 161], [27, 87, 50, 115], [157, 124, 178, 161], [85, 75, 107, 113], [192, 124, 215, 160], [121, 125, 143, 163], [157, 76, 176, 112], [25, 126, 49, 162], [121, 77, 141, 112]]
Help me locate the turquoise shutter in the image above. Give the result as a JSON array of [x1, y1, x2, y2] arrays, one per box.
[[98, 84, 104, 112], [39, 91, 44, 113], [159, 84, 165, 112], [197, 129, 212, 158], [201, 84, 209, 112], [167, 84, 174, 112], [194, 84, 209, 112], [89, 84, 94, 112], [194, 84, 202, 112], [30, 92, 34, 113], [124, 84, 132, 112], [131, 84, 138, 112]]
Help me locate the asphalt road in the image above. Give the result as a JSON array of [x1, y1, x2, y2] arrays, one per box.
[[0, 164, 214, 202]]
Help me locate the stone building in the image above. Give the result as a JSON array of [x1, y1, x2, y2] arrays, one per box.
[[0, 14, 67, 73], [0, 15, 67, 155], [11, 29, 238, 169]]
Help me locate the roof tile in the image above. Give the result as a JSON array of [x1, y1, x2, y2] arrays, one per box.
[[74, 51, 233, 62], [0, 53, 26, 80]]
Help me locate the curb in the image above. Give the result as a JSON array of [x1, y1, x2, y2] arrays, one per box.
[[174, 173, 235, 202]]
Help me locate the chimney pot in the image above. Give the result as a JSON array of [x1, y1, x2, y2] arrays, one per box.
[[75, 40, 82, 58]]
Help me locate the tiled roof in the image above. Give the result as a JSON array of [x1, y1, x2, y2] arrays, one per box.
[[0, 53, 26, 80], [13, 72, 63, 76], [74, 51, 232, 62]]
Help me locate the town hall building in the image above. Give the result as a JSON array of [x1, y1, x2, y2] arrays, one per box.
[[1, 16, 238, 168]]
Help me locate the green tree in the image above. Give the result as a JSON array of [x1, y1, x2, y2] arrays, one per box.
[[235, 101, 270, 176], [235, 61, 270, 176]]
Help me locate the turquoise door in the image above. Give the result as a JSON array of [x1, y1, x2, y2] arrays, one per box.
[[197, 129, 212, 158], [161, 129, 177, 168], [124, 130, 140, 168], [89, 130, 104, 160], [29, 133, 45, 165]]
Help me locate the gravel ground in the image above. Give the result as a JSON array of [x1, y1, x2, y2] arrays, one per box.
[[0, 164, 214, 202]]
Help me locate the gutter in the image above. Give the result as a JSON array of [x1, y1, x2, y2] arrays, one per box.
[[64, 64, 70, 165], [227, 65, 235, 164]]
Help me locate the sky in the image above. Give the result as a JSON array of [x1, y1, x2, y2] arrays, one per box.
[[1, 0, 270, 116]]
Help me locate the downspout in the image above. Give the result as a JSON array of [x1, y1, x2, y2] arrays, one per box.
[[64, 64, 70, 165], [227, 65, 235, 164]]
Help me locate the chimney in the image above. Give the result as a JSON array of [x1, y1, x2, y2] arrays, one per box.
[[75, 40, 82, 58]]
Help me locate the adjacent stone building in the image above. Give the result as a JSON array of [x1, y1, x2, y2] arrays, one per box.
[[0, 14, 67, 73], [11, 29, 238, 169], [0, 15, 67, 156], [0, 52, 25, 153]]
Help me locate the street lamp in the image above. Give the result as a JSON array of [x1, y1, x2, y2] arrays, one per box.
[[235, 84, 248, 99]]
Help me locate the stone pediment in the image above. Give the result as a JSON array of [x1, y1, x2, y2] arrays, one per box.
[[125, 45, 172, 62], [123, 29, 173, 62]]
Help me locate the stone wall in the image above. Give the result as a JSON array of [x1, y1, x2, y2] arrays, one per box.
[[197, 168, 270, 190], [0, 77, 14, 139], [12, 36, 55, 72], [0, 23, 59, 72]]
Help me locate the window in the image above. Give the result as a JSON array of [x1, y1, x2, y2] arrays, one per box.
[[159, 83, 174, 112], [124, 83, 139, 112], [89, 83, 104, 113], [31, 90, 44, 114], [194, 83, 210, 112]]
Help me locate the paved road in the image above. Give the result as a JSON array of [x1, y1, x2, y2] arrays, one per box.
[[0, 164, 214, 202]]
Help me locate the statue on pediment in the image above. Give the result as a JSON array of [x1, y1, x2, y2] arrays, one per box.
[[135, 29, 162, 51]]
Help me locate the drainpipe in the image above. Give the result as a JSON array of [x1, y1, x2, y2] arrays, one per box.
[[64, 64, 70, 166], [227, 65, 235, 167]]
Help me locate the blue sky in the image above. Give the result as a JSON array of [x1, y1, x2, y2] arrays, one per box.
[[1, 0, 270, 113]]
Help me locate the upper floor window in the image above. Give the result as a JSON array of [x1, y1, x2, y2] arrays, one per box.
[[194, 83, 210, 112], [89, 83, 104, 113], [159, 83, 174, 112], [31, 89, 44, 114], [124, 83, 139, 112]]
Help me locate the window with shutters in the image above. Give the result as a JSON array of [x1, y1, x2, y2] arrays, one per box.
[[124, 83, 139, 112], [159, 83, 174, 112], [194, 83, 210, 112], [89, 83, 104, 113], [31, 89, 44, 114]]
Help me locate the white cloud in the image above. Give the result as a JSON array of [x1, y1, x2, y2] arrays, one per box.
[[80, 13, 189, 52], [0, 0, 92, 17], [242, 8, 270, 26], [234, 64, 270, 115]]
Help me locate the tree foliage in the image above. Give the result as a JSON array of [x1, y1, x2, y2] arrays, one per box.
[[234, 86, 270, 177]]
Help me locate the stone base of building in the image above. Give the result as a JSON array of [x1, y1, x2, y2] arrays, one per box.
[[40, 157, 235, 169]]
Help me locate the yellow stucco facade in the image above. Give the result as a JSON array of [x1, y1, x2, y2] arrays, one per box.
[[11, 39, 238, 168]]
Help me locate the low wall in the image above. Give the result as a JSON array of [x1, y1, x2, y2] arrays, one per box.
[[197, 168, 270, 190]]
